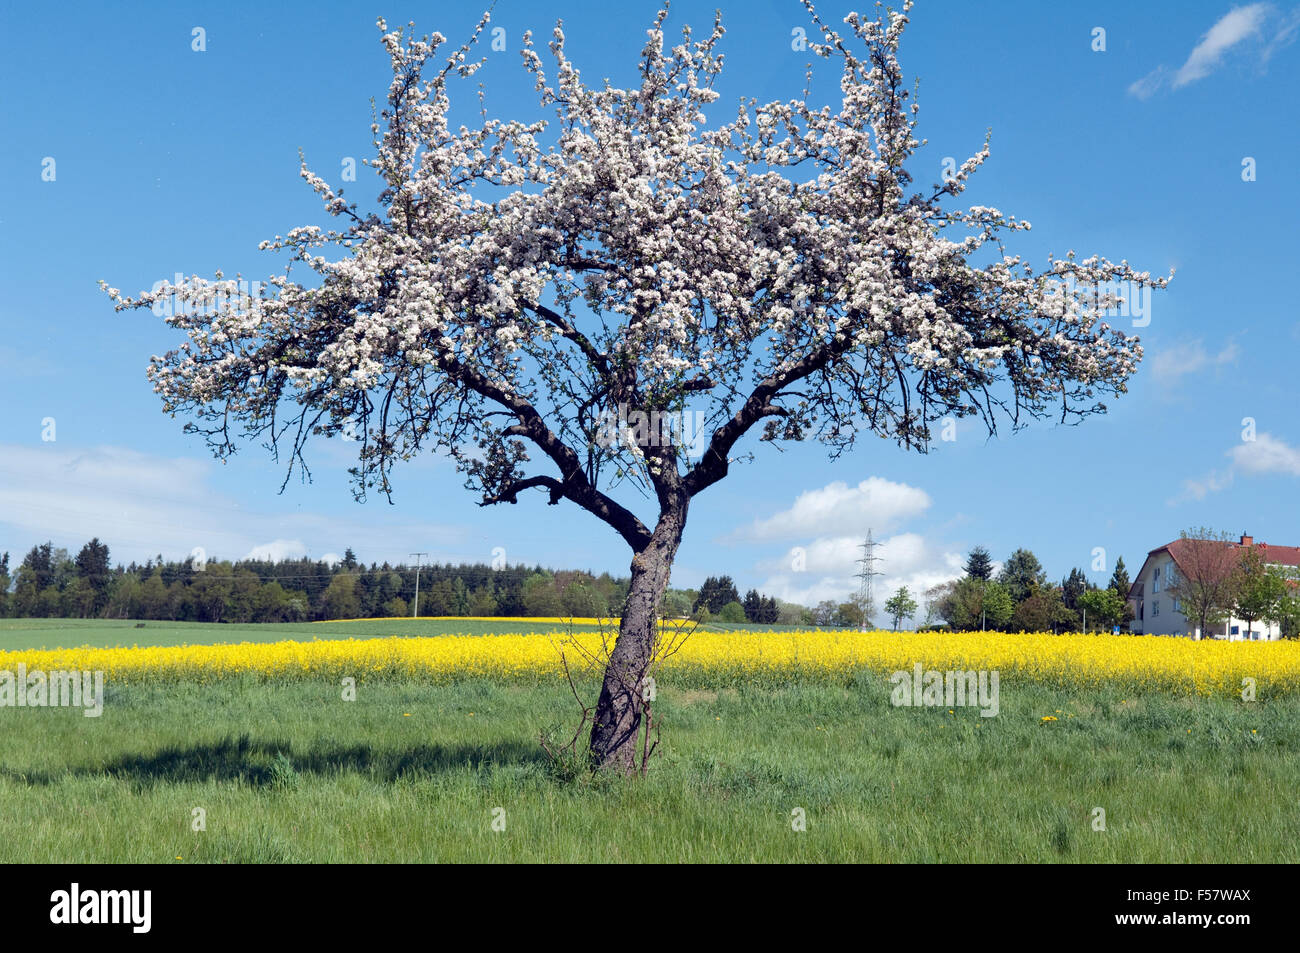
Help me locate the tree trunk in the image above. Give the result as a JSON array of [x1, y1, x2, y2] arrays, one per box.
[[590, 502, 687, 773]]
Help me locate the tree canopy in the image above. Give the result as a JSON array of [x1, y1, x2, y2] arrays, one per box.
[[105, 2, 1166, 540]]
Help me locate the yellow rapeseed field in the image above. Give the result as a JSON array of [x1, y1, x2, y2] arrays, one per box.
[[3, 627, 1299, 697]]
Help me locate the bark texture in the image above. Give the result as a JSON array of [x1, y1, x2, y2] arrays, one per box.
[[589, 500, 687, 773]]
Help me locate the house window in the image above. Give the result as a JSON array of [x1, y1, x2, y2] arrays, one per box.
[[1152, 599, 1160, 617], [1172, 596, 1180, 612], [1152, 567, 1160, 593]]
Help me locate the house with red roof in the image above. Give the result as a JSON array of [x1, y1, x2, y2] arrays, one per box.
[[1128, 534, 1300, 640]]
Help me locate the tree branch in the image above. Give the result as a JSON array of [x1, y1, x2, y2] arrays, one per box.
[[480, 474, 565, 506], [684, 333, 851, 498], [435, 348, 653, 550]]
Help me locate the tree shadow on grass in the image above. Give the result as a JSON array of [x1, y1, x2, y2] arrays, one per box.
[[3, 734, 547, 788]]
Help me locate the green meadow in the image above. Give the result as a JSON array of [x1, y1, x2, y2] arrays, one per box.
[[0, 617, 782, 652], [1, 650, 1295, 862]]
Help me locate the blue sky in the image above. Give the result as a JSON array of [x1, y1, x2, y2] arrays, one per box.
[[1, 0, 1298, 609]]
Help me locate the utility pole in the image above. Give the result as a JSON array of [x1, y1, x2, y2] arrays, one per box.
[[855, 531, 883, 632], [410, 552, 428, 618]]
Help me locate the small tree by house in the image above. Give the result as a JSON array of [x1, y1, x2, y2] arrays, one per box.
[[1167, 528, 1242, 638], [1272, 568, 1300, 639], [1234, 546, 1288, 639]]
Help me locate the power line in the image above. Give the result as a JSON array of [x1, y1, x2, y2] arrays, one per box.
[[410, 552, 428, 618], [855, 530, 883, 632]]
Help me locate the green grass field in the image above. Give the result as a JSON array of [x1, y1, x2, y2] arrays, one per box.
[[0, 617, 582, 651], [3, 618, 1296, 862], [2, 628, 1297, 861], [0, 617, 785, 652]]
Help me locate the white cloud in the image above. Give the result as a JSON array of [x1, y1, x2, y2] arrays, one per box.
[[1128, 66, 1169, 100], [1151, 337, 1238, 387], [734, 477, 966, 623], [1175, 431, 1300, 501], [1230, 432, 1300, 475], [1129, 3, 1288, 98], [1179, 469, 1235, 501], [1262, 7, 1300, 59], [0, 443, 464, 565], [1174, 4, 1269, 86], [757, 531, 965, 623], [246, 539, 309, 562], [734, 477, 931, 541]]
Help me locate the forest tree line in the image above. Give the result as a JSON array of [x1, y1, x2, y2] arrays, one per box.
[[0, 539, 806, 624]]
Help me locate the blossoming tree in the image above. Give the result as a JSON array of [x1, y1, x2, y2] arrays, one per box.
[[107, 2, 1168, 772]]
